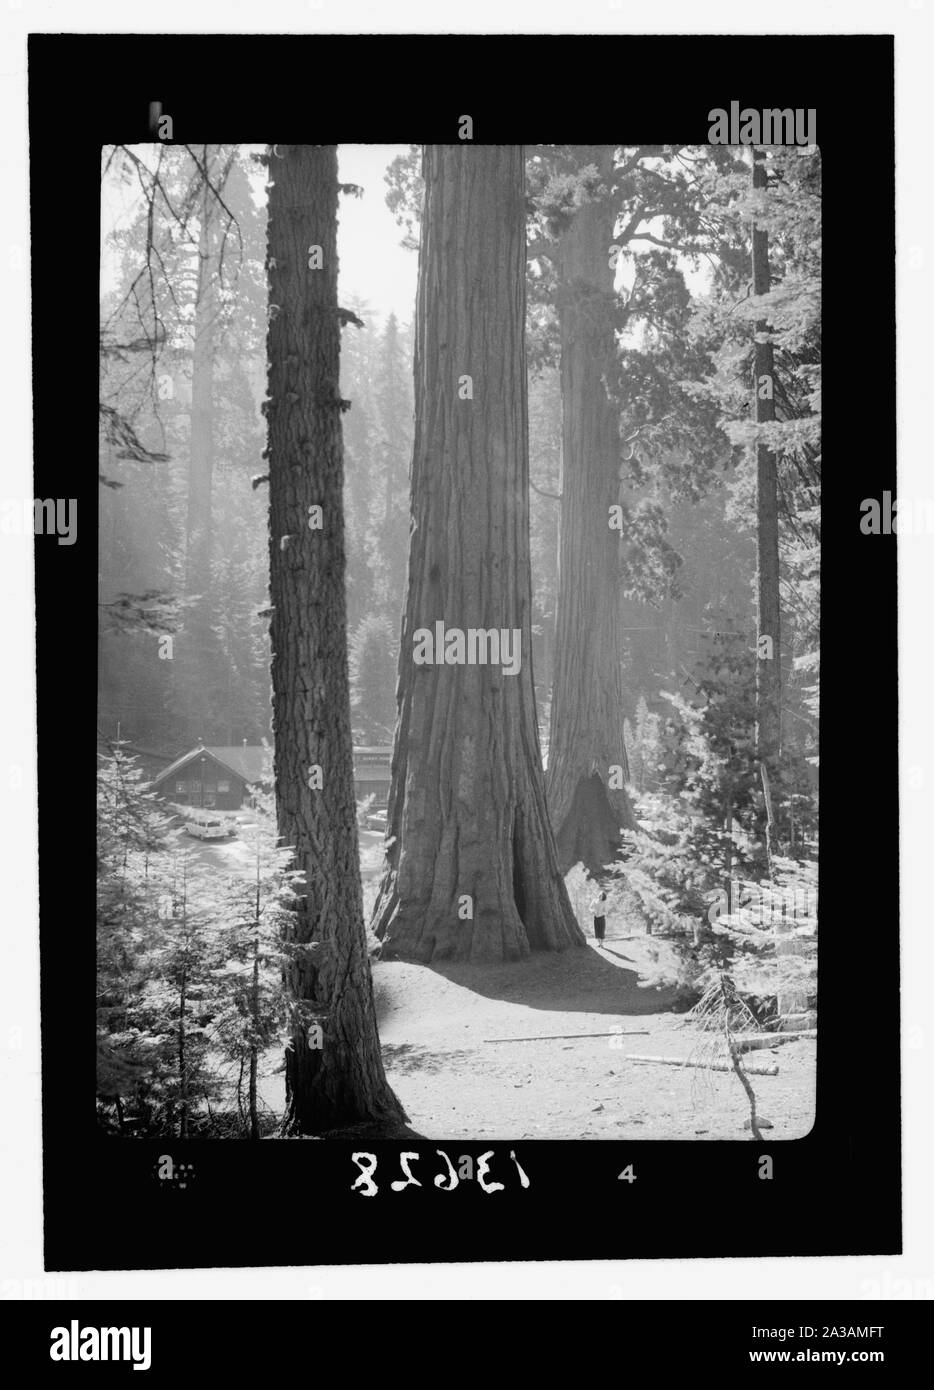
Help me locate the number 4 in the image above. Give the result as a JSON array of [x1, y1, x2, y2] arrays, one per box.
[[617, 1164, 636, 1183]]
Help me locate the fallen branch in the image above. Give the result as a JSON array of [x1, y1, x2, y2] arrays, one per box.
[[484, 1030, 650, 1044], [628, 1053, 779, 1077]]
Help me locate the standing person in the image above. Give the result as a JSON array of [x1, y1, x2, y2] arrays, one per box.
[[590, 889, 608, 944]]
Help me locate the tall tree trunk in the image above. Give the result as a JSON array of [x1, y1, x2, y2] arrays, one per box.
[[177, 959, 188, 1140], [373, 144, 584, 965], [751, 148, 782, 848], [179, 147, 226, 748], [236, 1055, 246, 1130], [266, 144, 406, 1134], [546, 146, 637, 873], [249, 902, 260, 1140], [186, 145, 216, 598]]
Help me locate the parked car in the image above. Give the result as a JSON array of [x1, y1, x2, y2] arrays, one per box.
[[185, 810, 237, 841], [365, 808, 388, 832]]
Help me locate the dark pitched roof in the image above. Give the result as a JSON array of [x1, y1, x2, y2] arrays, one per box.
[[152, 744, 272, 787], [151, 743, 390, 787], [204, 745, 272, 783]]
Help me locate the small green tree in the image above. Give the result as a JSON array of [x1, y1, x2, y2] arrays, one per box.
[[96, 747, 176, 1130], [708, 854, 817, 1018], [211, 801, 301, 1138], [620, 632, 817, 1015], [667, 630, 760, 830], [141, 850, 223, 1138]]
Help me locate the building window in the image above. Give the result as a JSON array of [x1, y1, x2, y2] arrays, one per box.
[[217, 780, 230, 793]]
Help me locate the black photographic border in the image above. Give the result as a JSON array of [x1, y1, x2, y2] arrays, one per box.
[[29, 31, 899, 1269]]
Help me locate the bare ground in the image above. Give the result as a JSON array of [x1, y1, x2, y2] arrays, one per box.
[[213, 829, 815, 1140], [259, 924, 816, 1141]]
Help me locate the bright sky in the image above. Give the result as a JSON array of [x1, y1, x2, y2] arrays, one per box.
[[100, 144, 418, 333], [337, 145, 418, 327]]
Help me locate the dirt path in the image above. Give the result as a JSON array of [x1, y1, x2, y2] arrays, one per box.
[[373, 935, 815, 1141], [199, 831, 814, 1140], [258, 927, 816, 1140]]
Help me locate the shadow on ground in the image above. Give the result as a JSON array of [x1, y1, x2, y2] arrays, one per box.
[[427, 938, 686, 1017]]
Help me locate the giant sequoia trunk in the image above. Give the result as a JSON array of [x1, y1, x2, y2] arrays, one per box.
[[266, 144, 406, 1134], [372, 144, 584, 965], [751, 147, 782, 842], [546, 146, 637, 873]]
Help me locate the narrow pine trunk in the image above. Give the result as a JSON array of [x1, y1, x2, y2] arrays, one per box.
[[186, 145, 216, 598], [236, 1056, 246, 1129], [751, 149, 782, 831], [248, 926, 259, 1140], [177, 960, 188, 1140], [372, 144, 584, 965], [265, 144, 406, 1135], [547, 147, 637, 872]]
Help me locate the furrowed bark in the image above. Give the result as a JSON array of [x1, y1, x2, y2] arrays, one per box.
[[373, 144, 585, 964], [266, 143, 406, 1133], [547, 146, 637, 873]]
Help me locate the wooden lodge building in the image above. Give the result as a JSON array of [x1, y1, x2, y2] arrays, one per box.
[[143, 742, 393, 812], [151, 745, 272, 811]]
